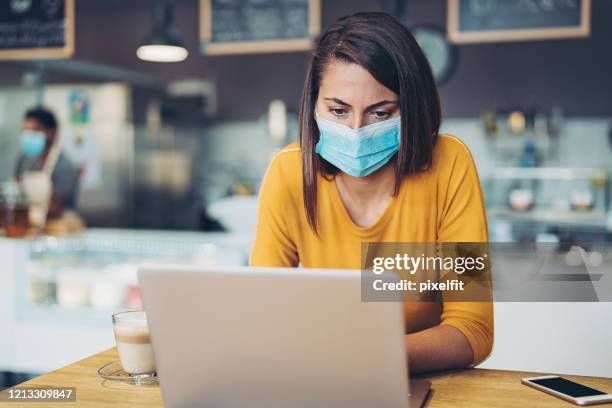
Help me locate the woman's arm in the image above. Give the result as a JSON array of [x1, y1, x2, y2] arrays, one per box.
[[407, 325, 473, 373], [427, 136, 494, 370]]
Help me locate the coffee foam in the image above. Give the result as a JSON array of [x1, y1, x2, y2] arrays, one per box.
[[114, 324, 151, 344]]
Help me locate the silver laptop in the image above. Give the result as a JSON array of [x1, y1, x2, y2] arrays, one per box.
[[138, 266, 430, 408]]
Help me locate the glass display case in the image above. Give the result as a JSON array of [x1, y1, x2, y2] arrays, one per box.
[[19, 229, 252, 321], [1, 229, 253, 374]]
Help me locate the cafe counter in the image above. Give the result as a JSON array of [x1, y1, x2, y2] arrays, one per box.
[[1, 229, 611, 380]]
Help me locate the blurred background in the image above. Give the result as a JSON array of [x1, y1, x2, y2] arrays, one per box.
[[1, 0, 611, 388]]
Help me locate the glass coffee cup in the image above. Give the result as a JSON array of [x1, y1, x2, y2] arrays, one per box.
[[112, 310, 157, 378]]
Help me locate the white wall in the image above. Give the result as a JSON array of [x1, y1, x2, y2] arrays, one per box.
[[479, 303, 612, 378]]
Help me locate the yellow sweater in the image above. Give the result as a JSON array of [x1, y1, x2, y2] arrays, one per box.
[[250, 135, 493, 365]]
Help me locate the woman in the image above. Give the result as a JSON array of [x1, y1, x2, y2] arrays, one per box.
[[251, 12, 493, 373]]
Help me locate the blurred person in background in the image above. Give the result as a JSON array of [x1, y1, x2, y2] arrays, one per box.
[[15, 107, 81, 224]]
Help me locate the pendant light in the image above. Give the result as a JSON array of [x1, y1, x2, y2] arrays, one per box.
[[137, 0, 188, 63]]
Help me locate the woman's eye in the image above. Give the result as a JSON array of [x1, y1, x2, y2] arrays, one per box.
[[329, 108, 348, 117], [371, 111, 391, 120]]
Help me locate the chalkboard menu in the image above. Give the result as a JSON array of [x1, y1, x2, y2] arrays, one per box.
[[447, 0, 590, 44], [0, 0, 74, 60], [200, 0, 321, 55]]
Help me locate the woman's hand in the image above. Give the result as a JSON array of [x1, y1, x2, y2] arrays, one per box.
[[406, 325, 474, 373]]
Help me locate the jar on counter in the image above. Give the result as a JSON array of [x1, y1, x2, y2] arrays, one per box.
[[28, 261, 58, 304], [0, 181, 30, 238], [90, 272, 125, 310], [57, 268, 90, 308]]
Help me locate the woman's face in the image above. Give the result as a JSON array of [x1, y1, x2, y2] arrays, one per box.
[[316, 59, 400, 129]]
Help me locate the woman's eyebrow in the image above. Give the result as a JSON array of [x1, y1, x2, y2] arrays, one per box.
[[323, 97, 398, 110], [366, 100, 399, 110], [323, 97, 351, 107]]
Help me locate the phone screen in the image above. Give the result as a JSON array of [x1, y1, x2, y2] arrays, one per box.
[[530, 377, 606, 398]]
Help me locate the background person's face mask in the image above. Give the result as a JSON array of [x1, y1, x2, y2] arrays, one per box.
[[315, 113, 401, 177], [20, 130, 46, 158]]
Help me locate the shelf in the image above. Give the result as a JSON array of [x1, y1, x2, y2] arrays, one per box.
[[488, 208, 607, 228], [489, 167, 607, 181]]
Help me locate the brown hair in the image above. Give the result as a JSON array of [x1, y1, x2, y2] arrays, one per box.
[[298, 12, 441, 233]]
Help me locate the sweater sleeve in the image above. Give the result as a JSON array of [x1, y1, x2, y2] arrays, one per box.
[[437, 136, 494, 366], [250, 150, 299, 267]]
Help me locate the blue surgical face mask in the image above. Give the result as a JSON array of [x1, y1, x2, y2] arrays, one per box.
[[315, 113, 401, 177], [20, 130, 46, 158]]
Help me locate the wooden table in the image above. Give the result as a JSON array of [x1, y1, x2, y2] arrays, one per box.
[[1, 348, 611, 407]]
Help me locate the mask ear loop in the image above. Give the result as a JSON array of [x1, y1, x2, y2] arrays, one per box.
[[396, 119, 402, 144]]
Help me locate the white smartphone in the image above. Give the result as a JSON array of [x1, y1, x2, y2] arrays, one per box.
[[522, 375, 612, 406]]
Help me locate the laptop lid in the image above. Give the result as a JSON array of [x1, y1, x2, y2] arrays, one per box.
[[139, 266, 412, 408]]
